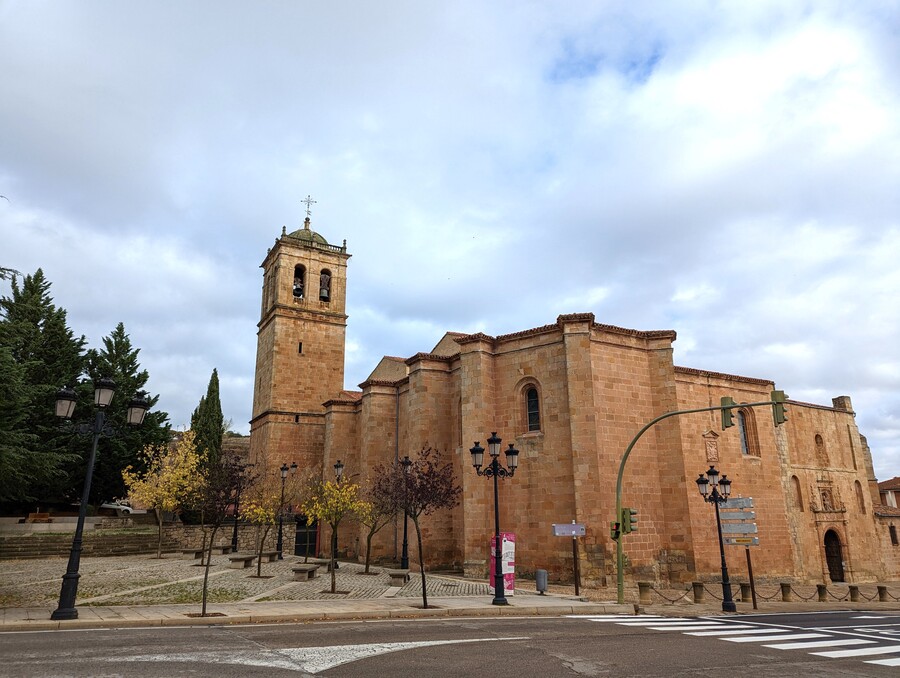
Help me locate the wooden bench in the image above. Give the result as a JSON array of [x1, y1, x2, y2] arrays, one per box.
[[182, 548, 205, 560], [227, 554, 256, 569], [259, 551, 280, 562], [291, 564, 320, 581], [25, 513, 52, 523], [385, 568, 410, 586]]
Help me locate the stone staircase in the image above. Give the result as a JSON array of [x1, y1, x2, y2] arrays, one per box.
[[0, 532, 181, 559]]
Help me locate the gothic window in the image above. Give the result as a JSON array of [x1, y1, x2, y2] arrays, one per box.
[[891, 525, 899, 546], [293, 265, 306, 299], [791, 475, 804, 512], [815, 434, 828, 467], [855, 480, 866, 514], [737, 408, 760, 456], [526, 386, 541, 432], [319, 269, 332, 302]]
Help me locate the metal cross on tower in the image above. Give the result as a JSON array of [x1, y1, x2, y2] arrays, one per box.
[[301, 195, 317, 218]]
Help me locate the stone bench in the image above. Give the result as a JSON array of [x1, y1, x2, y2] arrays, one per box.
[[209, 544, 232, 555], [384, 568, 410, 586], [259, 551, 280, 562], [182, 548, 205, 560], [291, 564, 320, 581], [305, 557, 333, 572], [227, 554, 256, 569], [25, 513, 52, 523]]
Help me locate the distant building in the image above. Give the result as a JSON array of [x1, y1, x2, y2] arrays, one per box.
[[250, 218, 898, 585]]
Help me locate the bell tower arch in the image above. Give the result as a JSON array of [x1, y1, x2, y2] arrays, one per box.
[[249, 206, 351, 472]]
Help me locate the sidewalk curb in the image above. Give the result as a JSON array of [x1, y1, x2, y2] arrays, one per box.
[[0, 603, 634, 632]]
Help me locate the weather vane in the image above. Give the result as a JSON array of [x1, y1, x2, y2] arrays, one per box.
[[301, 195, 317, 219]]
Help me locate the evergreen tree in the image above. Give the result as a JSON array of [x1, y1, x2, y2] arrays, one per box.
[[0, 269, 86, 503], [86, 322, 170, 504], [191, 368, 225, 467]]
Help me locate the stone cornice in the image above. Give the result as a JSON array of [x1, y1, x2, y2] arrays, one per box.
[[674, 366, 773, 386]]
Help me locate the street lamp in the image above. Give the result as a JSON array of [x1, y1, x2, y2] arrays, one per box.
[[230, 463, 252, 553], [51, 379, 149, 620], [332, 459, 344, 569], [696, 465, 736, 613], [400, 455, 411, 570], [276, 461, 297, 559], [470, 432, 520, 606]]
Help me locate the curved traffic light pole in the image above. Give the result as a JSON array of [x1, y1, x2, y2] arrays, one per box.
[[614, 397, 783, 605]]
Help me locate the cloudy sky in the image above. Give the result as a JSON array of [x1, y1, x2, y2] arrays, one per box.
[[2, 1, 898, 478]]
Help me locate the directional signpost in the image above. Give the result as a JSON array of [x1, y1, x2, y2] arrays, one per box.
[[553, 522, 586, 596], [720, 497, 758, 608]]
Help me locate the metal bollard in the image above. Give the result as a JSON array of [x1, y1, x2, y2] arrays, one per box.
[[849, 585, 859, 602], [740, 583, 751, 602], [692, 582, 704, 603], [781, 582, 792, 602], [638, 582, 652, 605], [878, 585, 888, 602], [535, 569, 548, 595], [817, 584, 827, 602]]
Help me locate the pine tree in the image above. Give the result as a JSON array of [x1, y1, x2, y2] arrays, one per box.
[[191, 368, 225, 467], [86, 322, 170, 504], [0, 269, 86, 503]]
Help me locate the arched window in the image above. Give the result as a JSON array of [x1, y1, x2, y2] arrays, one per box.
[[319, 269, 332, 302], [293, 264, 306, 299], [855, 480, 866, 514], [791, 475, 804, 512], [526, 387, 541, 432], [737, 408, 760, 456]]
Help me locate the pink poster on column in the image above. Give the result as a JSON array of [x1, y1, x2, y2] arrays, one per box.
[[490, 532, 516, 596]]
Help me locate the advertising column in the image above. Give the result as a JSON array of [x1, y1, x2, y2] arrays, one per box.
[[490, 532, 516, 596]]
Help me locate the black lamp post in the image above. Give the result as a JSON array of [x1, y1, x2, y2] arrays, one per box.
[[470, 432, 520, 606], [276, 461, 297, 559], [51, 378, 149, 620], [230, 480, 242, 553], [400, 455, 411, 570], [696, 465, 737, 613]]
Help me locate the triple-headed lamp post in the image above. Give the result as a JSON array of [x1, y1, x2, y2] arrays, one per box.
[[470, 433, 519, 606], [51, 378, 149, 620], [696, 465, 737, 613], [276, 461, 298, 559]]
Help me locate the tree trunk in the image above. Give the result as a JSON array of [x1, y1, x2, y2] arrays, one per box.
[[256, 524, 271, 577], [364, 529, 374, 574], [155, 508, 163, 559], [201, 525, 218, 616], [414, 517, 427, 609]]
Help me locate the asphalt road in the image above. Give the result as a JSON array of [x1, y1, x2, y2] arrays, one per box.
[[3, 612, 900, 677]]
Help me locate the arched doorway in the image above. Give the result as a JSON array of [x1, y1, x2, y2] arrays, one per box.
[[824, 530, 845, 582]]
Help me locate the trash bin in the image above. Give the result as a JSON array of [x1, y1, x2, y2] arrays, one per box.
[[535, 569, 548, 595]]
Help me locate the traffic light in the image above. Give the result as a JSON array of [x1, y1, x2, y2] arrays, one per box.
[[771, 390, 788, 426], [610, 521, 621, 541], [720, 396, 736, 430], [620, 507, 638, 534]]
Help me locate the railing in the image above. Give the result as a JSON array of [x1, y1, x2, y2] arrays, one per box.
[[635, 581, 900, 605]]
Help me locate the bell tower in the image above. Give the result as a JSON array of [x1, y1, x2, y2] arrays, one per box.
[[249, 203, 350, 472]]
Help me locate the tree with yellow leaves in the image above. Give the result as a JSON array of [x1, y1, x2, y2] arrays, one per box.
[[122, 431, 203, 558], [301, 478, 366, 593], [240, 460, 307, 577]]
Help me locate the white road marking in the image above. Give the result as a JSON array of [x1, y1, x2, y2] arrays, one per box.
[[812, 644, 900, 658], [763, 638, 873, 650], [867, 657, 900, 666], [646, 625, 730, 631], [724, 633, 827, 643], [117, 637, 529, 674], [685, 627, 771, 636]]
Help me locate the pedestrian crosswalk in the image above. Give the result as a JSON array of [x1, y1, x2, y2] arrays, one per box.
[[569, 614, 900, 668]]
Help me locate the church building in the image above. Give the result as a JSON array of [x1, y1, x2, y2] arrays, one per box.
[[250, 215, 898, 587]]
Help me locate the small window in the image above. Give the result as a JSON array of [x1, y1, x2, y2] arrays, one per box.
[[526, 387, 540, 432], [737, 408, 760, 456], [319, 269, 332, 302], [295, 414, 300, 423], [298, 342, 303, 354], [891, 525, 899, 546], [293, 265, 306, 299]]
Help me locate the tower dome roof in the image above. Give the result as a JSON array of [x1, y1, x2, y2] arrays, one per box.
[[283, 217, 329, 246]]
